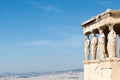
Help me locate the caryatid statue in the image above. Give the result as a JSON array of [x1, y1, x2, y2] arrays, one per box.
[[84, 34, 90, 61], [107, 24, 117, 58], [97, 28, 106, 59], [91, 32, 98, 60]]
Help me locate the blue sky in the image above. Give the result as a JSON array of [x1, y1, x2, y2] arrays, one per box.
[[0, 0, 120, 73]]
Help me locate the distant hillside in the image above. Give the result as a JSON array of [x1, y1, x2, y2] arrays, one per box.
[[0, 68, 84, 78], [52, 68, 84, 74]]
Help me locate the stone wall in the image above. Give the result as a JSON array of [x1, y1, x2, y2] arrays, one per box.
[[84, 58, 120, 80], [112, 59, 120, 80]]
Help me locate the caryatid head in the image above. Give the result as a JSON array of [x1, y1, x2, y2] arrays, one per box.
[[108, 23, 114, 31], [99, 28, 103, 34], [91, 31, 96, 37], [85, 34, 89, 40]]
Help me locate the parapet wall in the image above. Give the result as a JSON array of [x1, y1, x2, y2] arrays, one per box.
[[111, 59, 120, 80], [84, 58, 120, 80]]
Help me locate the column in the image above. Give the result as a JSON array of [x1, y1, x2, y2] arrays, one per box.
[[107, 24, 117, 58], [97, 28, 106, 59], [116, 35, 118, 57], [84, 34, 90, 61], [91, 32, 98, 60]]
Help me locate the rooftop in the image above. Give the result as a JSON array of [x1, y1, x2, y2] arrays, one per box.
[[81, 9, 120, 27]]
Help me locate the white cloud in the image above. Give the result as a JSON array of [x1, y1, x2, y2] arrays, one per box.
[[25, 40, 54, 46], [23, 23, 84, 47], [24, 36, 85, 47], [59, 36, 84, 47], [28, 1, 64, 13], [48, 24, 82, 38], [96, 0, 111, 5]]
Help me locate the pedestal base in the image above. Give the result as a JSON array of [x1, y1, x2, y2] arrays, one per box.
[[84, 58, 120, 80]]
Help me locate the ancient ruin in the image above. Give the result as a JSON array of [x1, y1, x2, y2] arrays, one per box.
[[81, 9, 120, 80]]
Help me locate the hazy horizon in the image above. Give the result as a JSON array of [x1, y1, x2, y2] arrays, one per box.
[[0, 0, 120, 73]]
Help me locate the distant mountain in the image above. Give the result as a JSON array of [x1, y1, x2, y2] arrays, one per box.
[[0, 68, 84, 78], [52, 68, 83, 74]]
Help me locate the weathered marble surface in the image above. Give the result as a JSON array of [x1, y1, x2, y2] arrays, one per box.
[[81, 9, 120, 80], [107, 25, 117, 58], [91, 33, 98, 60], [97, 29, 106, 59], [84, 58, 120, 80], [85, 35, 90, 61]]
